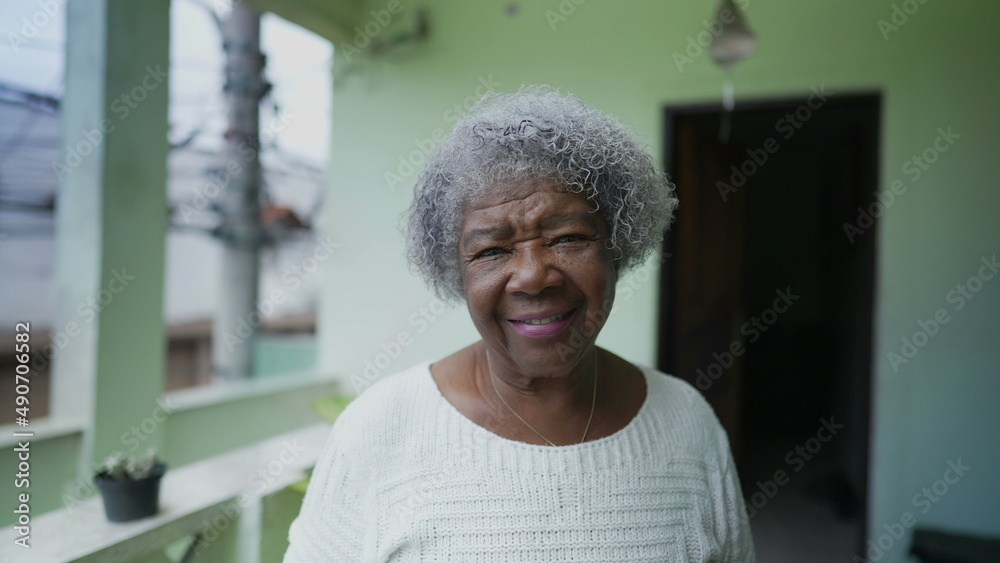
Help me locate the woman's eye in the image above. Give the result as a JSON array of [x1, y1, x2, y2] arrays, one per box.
[[554, 234, 585, 244], [476, 247, 505, 259]]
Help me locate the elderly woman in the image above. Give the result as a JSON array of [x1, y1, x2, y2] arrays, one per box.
[[284, 87, 754, 561]]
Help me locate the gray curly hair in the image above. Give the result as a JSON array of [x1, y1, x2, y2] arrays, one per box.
[[405, 85, 678, 301]]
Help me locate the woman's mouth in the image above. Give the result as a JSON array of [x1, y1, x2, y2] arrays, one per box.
[[507, 308, 576, 338]]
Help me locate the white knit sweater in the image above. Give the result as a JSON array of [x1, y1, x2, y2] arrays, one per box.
[[284, 361, 755, 562]]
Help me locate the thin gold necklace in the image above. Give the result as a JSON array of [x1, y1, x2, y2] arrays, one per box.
[[486, 354, 598, 447]]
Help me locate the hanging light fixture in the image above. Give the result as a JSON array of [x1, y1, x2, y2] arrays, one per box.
[[708, 0, 757, 142], [709, 0, 757, 71]]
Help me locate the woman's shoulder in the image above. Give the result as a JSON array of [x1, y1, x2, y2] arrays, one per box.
[[330, 361, 436, 446], [638, 365, 712, 411], [353, 360, 433, 402], [345, 359, 432, 406], [596, 348, 708, 417], [632, 363, 732, 454]]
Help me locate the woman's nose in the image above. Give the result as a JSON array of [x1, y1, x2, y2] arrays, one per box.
[[505, 245, 564, 296]]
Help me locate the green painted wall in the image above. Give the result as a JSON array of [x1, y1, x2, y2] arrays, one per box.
[[317, 0, 1000, 559], [0, 379, 334, 530], [0, 431, 82, 528], [162, 382, 337, 467], [260, 487, 306, 562]]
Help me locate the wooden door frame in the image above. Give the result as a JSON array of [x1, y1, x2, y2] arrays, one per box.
[[657, 92, 882, 554], [658, 91, 882, 367]]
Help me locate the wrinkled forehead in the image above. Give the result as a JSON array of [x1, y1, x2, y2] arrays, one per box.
[[459, 181, 602, 243], [463, 177, 569, 209], [462, 182, 597, 232]]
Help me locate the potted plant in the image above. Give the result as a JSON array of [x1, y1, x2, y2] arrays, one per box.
[[94, 449, 167, 522]]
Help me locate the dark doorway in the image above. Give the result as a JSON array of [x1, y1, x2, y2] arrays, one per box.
[[658, 93, 880, 561]]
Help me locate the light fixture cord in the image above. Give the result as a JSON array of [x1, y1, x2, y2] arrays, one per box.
[[720, 73, 735, 144]]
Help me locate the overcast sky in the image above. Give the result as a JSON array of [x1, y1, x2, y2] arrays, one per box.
[[0, 0, 331, 165], [0, 0, 332, 326]]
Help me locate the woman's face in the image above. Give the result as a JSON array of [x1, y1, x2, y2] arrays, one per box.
[[459, 178, 617, 377]]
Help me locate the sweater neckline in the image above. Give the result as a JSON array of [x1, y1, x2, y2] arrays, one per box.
[[420, 360, 656, 453]]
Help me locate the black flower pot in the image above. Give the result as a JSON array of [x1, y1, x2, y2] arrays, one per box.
[[94, 463, 167, 522]]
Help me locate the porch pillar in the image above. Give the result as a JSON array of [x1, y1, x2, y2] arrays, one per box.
[[52, 0, 171, 471]]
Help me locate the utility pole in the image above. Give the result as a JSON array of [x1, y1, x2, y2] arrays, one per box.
[[213, 3, 270, 379]]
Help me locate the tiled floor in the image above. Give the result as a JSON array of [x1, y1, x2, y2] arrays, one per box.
[[742, 433, 863, 562]]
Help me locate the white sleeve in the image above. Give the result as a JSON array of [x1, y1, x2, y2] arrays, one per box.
[[719, 449, 756, 563], [677, 377, 756, 562], [283, 414, 368, 562], [715, 425, 756, 563]]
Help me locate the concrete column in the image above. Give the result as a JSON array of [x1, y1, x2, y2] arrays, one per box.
[[52, 0, 170, 471], [213, 3, 266, 380]]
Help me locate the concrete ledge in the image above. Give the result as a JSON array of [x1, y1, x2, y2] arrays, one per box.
[[0, 416, 86, 449], [0, 422, 330, 562], [164, 369, 342, 412]]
